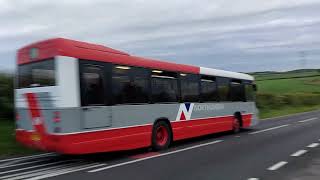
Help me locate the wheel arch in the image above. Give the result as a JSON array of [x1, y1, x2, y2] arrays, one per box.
[[234, 112, 243, 127]]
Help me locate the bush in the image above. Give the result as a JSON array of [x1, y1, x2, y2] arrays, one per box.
[[0, 73, 14, 120], [257, 92, 320, 111]]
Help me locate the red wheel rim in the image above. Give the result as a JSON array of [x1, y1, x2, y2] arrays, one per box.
[[233, 119, 240, 130], [156, 126, 168, 146]]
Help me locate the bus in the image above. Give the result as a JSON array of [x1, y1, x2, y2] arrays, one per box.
[[15, 38, 258, 154]]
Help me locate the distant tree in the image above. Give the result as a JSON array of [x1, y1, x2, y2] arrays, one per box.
[[0, 73, 14, 120]]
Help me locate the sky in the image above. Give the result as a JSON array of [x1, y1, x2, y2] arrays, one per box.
[[1, 0, 320, 72]]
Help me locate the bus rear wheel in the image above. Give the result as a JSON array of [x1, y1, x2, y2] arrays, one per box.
[[232, 117, 241, 133], [152, 121, 172, 151]]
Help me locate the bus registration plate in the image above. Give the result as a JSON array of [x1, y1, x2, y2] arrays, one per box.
[[31, 133, 41, 141]]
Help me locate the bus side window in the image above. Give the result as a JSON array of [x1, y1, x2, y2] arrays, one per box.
[[230, 80, 245, 102], [245, 83, 255, 101], [180, 74, 199, 102], [112, 65, 149, 104], [82, 65, 105, 106], [112, 65, 131, 104], [151, 70, 179, 103], [200, 75, 218, 102], [217, 77, 230, 102], [131, 68, 150, 103]]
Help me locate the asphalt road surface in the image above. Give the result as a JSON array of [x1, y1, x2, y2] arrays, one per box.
[[1, 110, 320, 180]]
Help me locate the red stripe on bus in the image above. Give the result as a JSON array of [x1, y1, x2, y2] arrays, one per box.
[[25, 93, 41, 118], [24, 93, 48, 149]]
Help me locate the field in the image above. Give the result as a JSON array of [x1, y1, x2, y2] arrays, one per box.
[[254, 69, 320, 118], [257, 76, 320, 94]]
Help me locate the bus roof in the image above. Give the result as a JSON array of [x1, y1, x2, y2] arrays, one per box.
[[17, 38, 254, 81]]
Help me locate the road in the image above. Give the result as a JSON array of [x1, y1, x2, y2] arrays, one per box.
[[0, 110, 320, 180]]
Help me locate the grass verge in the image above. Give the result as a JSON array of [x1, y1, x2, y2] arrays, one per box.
[[0, 120, 39, 158], [259, 105, 320, 119]]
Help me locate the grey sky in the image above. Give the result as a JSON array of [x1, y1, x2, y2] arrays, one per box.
[[1, 0, 320, 72]]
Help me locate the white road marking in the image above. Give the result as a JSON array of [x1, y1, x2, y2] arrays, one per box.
[[249, 124, 290, 135], [307, 143, 319, 148], [0, 159, 49, 169], [25, 163, 106, 180], [298, 118, 318, 123], [267, 161, 288, 171], [0, 160, 24, 168], [3, 163, 86, 180], [248, 178, 259, 180], [0, 163, 77, 179], [0, 153, 55, 163], [89, 140, 223, 173], [291, 150, 308, 157], [0, 160, 74, 175]]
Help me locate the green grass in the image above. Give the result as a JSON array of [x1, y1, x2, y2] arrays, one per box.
[[259, 105, 320, 119], [0, 120, 39, 158], [255, 70, 320, 119], [256, 76, 320, 94]]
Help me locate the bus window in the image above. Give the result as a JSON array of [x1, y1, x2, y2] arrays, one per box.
[[18, 59, 55, 88], [82, 65, 105, 106], [245, 83, 255, 101], [230, 80, 245, 102], [151, 70, 178, 103], [131, 68, 150, 103], [217, 77, 230, 102], [112, 65, 131, 104], [180, 74, 199, 102], [200, 75, 218, 102], [112, 65, 149, 104]]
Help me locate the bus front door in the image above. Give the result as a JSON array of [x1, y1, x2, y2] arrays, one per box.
[[82, 106, 112, 129], [80, 64, 112, 129]]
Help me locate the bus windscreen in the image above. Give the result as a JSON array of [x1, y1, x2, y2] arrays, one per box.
[[17, 59, 55, 88]]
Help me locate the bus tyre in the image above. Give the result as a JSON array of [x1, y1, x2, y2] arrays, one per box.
[[232, 117, 241, 134], [152, 121, 172, 151]]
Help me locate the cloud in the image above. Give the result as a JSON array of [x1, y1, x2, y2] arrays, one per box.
[[0, 0, 320, 72]]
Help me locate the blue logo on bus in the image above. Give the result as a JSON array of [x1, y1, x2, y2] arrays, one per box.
[[176, 103, 194, 121]]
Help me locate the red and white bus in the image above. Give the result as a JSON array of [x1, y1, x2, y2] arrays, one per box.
[[15, 38, 258, 154]]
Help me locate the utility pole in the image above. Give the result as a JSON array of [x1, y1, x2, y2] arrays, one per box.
[[299, 51, 307, 70]]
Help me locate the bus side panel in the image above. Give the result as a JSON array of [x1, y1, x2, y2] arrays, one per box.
[[52, 113, 253, 154], [50, 102, 255, 154], [17, 101, 256, 154], [47, 125, 153, 154], [172, 116, 233, 141], [171, 102, 255, 140], [242, 114, 253, 128]]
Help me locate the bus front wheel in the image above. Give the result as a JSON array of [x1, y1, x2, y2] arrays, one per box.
[[151, 121, 172, 151]]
